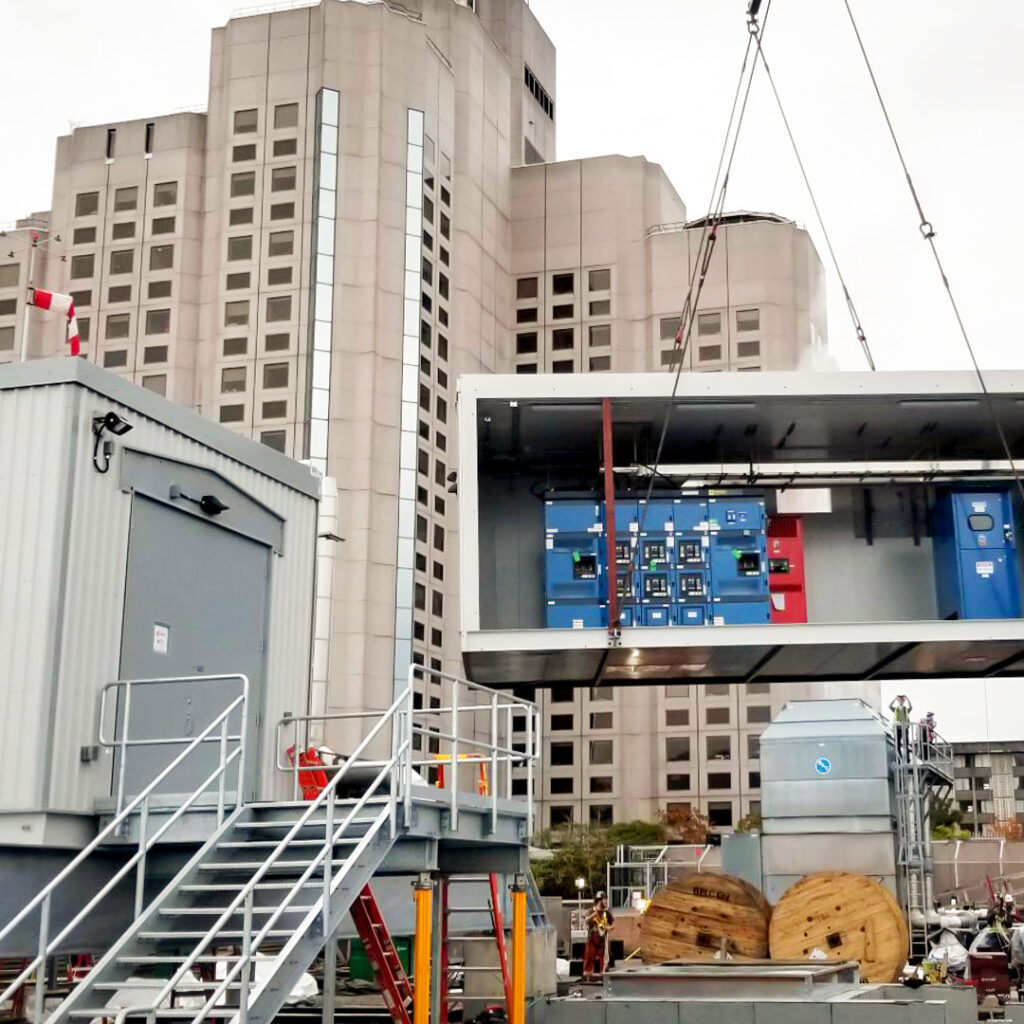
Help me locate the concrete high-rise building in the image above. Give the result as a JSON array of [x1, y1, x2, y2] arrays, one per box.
[[2, 0, 864, 828], [952, 740, 1024, 836]]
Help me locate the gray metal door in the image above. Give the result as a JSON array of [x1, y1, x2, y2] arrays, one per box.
[[116, 495, 269, 801]]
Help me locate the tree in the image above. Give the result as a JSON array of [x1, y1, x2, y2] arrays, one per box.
[[605, 819, 667, 848], [992, 818, 1024, 841], [931, 796, 970, 840], [658, 806, 710, 844], [734, 812, 763, 834], [530, 825, 612, 897]]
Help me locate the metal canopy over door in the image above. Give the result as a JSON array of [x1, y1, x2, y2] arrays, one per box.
[[116, 494, 270, 802]]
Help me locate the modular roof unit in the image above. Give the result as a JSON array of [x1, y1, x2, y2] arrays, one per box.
[[457, 369, 1024, 687]]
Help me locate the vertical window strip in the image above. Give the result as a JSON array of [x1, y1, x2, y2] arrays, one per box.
[[393, 108, 425, 700], [306, 88, 340, 475]]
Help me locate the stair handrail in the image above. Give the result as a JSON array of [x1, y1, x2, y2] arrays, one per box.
[[0, 677, 248, 1017], [151, 685, 413, 1020]]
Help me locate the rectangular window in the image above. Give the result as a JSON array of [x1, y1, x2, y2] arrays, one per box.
[[261, 430, 287, 452], [149, 245, 173, 271], [737, 340, 761, 358], [102, 349, 128, 368], [660, 315, 681, 341], [227, 235, 253, 261], [72, 256, 95, 279], [590, 712, 613, 729], [749, 771, 762, 789], [549, 806, 573, 827], [747, 705, 771, 724], [267, 266, 292, 286], [224, 301, 249, 326], [550, 742, 573, 766], [141, 375, 166, 396], [552, 360, 573, 373], [151, 216, 175, 235], [588, 268, 611, 291], [590, 777, 613, 795], [440, 212, 450, 239], [69, 290, 91, 307], [708, 772, 732, 791], [230, 207, 253, 226], [273, 137, 297, 157], [113, 187, 137, 212], [706, 707, 730, 725], [107, 285, 131, 303], [431, 590, 443, 616], [226, 272, 250, 290], [550, 714, 574, 731], [666, 708, 689, 726], [516, 307, 537, 324], [233, 108, 258, 134], [144, 122, 154, 154], [111, 222, 135, 240], [550, 777, 574, 795], [589, 324, 610, 347], [590, 686, 613, 702], [109, 250, 134, 275], [270, 202, 294, 220], [145, 309, 170, 334], [153, 181, 177, 206], [265, 295, 292, 322], [0, 299, 15, 316], [219, 404, 245, 423], [516, 363, 537, 374], [423, 196, 435, 224], [589, 356, 610, 371], [515, 332, 538, 355], [72, 227, 95, 245], [589, 740, 613, 765], [552, 303, 573, 319], [737, 308, 760, 332], [265, 332, 290, 351], [231, 172, 256, 197], [223, 337, 248, 356], [221, 366, 247, 393], [708, 802, 734, 828], [78, 318, 91, 342], [105, 313, 130, 339], [271, 166, 296, 192], [274, 102, 299, 129], [75, 192, 100, 217], [436, 396, 447, 422], [589, 299, 611, 316], [268, 230, 294, 257], [666, 685, 689, 698], [233, 143, 256, 162], [666, 737, 690, 761], [590, 805, 613, 827], [263, 362, 289, 388], [746, 681, 770, 694], [143, 345, 168, 364], [699, 345, 722, 362], [707, 735, 731, 760], [748, 735, 760, 760], [262, 400, 287, 419], [552, 328, 574, 351], [438, 274, 448, 300], [552, 273, 574, 295], [698, 312, 721, 336], [667, 774, 690, 791]]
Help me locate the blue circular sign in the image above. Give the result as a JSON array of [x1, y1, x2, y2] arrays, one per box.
[[814, 757, 832, 775]]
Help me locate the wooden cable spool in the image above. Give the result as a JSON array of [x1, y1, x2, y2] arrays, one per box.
[[768, 871, 908, 983], [639, 873, 772, 963]]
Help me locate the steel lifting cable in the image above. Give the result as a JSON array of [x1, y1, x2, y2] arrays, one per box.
[[841, 0, 1024, 506], [747, 21, 876, 372], [618, 2, 771, 629]]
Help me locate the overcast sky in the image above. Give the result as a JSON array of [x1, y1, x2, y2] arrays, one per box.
[[2, 0, 1021, 741]]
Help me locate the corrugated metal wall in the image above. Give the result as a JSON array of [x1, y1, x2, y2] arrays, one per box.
[[0, 381, 317, 817]]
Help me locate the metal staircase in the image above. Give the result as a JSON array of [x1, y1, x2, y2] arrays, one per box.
[[0, 667, 541, 1024], [892, 720, 955, 958]]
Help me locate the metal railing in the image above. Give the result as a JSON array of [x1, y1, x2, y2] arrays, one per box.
[[0, 674, 249, 1023], [606, 843, 713, 909], [278, 665, 541, 839]]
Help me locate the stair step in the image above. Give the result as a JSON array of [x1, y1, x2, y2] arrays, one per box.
[[234, 817, 380, 831], [178, 881, 320, 893], [138, 930, 295, 941], [116, 957, 241, 966], [196, 859, 349, 872], [159, 906, 316, 917], [216, 838, 361, 849], [92, 981, 250, 992], [67, 1009, 236, 1019]]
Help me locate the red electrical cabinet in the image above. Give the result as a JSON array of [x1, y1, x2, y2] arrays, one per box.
[[768, 515, 807, 623]]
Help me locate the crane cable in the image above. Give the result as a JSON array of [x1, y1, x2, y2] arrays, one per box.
[[841, 0, 1024, 506], [618, 2, 770, 631], [747, 21, 876, 371]]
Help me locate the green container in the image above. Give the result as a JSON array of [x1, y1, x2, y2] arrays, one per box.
[[349, 937, 413, 982]]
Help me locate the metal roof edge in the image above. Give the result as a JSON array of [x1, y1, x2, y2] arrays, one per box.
[[0, 358, 320, 499]]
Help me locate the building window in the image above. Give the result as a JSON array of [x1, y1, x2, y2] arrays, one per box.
[[219, 404, 245, 423], [550, 777, 574, 795], [227, 236, 253, 261], [0, 326, 12, 350], [589, 325, 610, 347], [516, 307, 537, 324], [233, 108, 258, 134], [550, 742, 573, 766], [226, 272, 250, 290], [589, 712, 613, 729], [70, 254, 95, 279], [589, 740, 613, 765], [149, 245, 173, 270], [516, 363, 537, 374], [221, 366, 247, 393], [107, 285, 131, 303], [268, 230, 294, 257], [706, 707, 730, 725], [233, 144, 256, 162], [231, 172, 256, 197], [0, 299, 16, 316], [153, 181, 177, 206], [145, 309, 170, 334], [749, 771, 762, 789], [552, 328, 574, 350], [263, 362, 289, 388], [666, 709, 689, 726], [105, 314, 130, 339], [223, 337, 247, 356], [589, 299, 611, 316], [71, 227, 95, 245], [589, 356, 610, 371], [660, 316, 682, 340], [699, 345, 722, 362], [552, 303, 573, 319], [549, 806, 573, 827], [270, 202, 294, 220], [261, 430, 287, 452], [271, 166, 296, 192], [747, 705, 771, 724], [266, 295, 292, 322], [666, 684, 689, 698], [515, 332, 538, 355], [102, 350, 127, 368], [151, 217, 175, 235], [708, 802, 734, 828], [746, 682, 770, 694], [551, 685, 574, 703], [273, 138, 297, 157], [109, 250, 134, 275], [75, 192, 99, 217], [666, 737, 690, 761], [748, 735, 760, 760], [523, 64, 554, 119], [708, 772, 732, 790], [77, 318, 91, 342], [590, 777, 613, 794], [552, 273, 574, 295], [267, 265, 293, 286], [230, 207, 253, 226], [667, 774, 690, 791], [697, 312, 721, 336], [274, 102, 299, 129], [262, 400, 287, 418], [69, 290, 91, 307], [141, 375, 166, 396], [738, 340, 761, 358], [707, 736, 731, 760], [590, 805, 613, 827], [224, 301, 249, 326], [550, 714, 574, 732], [737, 308, 759, 332], [111, 222, 135, 240], [552, 360, 573, 373], [113, 187, 137, 212], [143, 345, 168, 364]]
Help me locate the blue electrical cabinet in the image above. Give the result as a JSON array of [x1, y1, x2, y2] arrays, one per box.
[[544, 499, 606, 628], [933, 489, 1021, 620], [706, 496, 770, 625]]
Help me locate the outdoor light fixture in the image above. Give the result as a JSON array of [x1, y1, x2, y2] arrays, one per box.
[[575, 877, 586, 892], [91, 411, 133, 474], [169, 484, 230, 517]]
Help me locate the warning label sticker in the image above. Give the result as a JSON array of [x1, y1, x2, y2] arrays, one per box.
[[976, 561, 995, 577]]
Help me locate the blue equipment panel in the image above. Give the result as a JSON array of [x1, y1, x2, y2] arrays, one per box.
[[545, 602, 606, 629], [711, 601, 772, 626], [707, 496, 770, 624], [677, 570, 707, 604], [674, 604, 707, 626], [641, 604, 673, 627], [933, 490, 1021, 620], [545, 499, 606, 628]]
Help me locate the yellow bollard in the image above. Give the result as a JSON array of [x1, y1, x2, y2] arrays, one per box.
[[413, 874, 433, 1024], [510, 874, 527, 1024]]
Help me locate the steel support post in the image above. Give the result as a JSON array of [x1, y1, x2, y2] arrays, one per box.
[[510, 875, 527, 1024], [413, 873, 433, 1024]]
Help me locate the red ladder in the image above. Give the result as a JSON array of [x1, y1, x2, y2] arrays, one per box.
[[350, 885, 414, 1024]]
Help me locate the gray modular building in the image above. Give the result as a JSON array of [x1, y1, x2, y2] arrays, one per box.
[[0, 358, 319, 851]]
